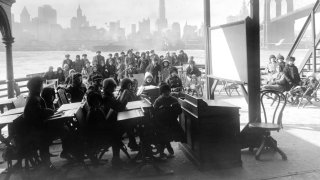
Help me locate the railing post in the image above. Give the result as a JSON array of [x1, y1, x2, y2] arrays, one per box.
[[311, 10, 317, 73], [204, 0, 212, 99], [3, 36, 15, 98]]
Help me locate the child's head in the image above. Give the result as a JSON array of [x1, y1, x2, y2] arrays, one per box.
[[27, 76, 43, 95], [288, 56, 295, 65], [120, 78, 133, 91], [163, 60, 169, 67], [76, 55, 80, 60], [92, 65, 98, 72], [269, 54, 276, 62], [41, 87, 56, 103], [170, 67, 178, 76], [99, 59, 105, 66], [103, 78, 117, 94], [277, 54, 284, 62], [87, 91, 102, 108], [145, 72, 153, 83], [159, 83, 171, 96], [92, 74, 103, 87], [85, 62, 90, 68]]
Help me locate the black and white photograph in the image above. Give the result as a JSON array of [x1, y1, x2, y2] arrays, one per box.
[[0, 0, 320, 179]]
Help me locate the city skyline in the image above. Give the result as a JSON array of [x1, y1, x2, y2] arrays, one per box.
[[11, 0, 252, 34]]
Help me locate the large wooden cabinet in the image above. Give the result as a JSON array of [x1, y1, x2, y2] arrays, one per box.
[[179, 94, 242, 170]]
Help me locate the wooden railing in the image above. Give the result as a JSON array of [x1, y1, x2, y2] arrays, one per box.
[[0, 77, 31, 99], [287, 0, 320, 73]]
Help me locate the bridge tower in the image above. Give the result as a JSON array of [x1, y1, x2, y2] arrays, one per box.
[[264, 0, 295, 48]]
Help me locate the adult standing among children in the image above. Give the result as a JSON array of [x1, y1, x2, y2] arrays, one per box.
[[74, 55, 85, 73], [178, 50, 188, 65], [56, 67, 65, 84], [92, 51, 105, 68], [82, 54, 90, 65], [43, 66, 56, 80], [62, 54, 73, 69], [139, 52, 149, 73]]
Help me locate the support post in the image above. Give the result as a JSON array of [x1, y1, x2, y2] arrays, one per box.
[[264, 0, 271, 47], [249, 0, 261, 123], [275, 0, 282, 17], [204, 0, 212, 99], [3, 37, 15, 98], [311, 11, 317, 73]]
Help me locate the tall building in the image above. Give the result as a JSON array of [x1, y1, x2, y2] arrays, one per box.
[[138, 18, 151, 35], [171, 22, 181, 39], [156, 0, 168, 32], [226, 0, 249, 23], [182, 22, 198, 40], [38, 5, 57, 25], [70, 5, 89, 29], [108, 20, 125, 41], [20, 6, 30, 25], [131, 24, 136, 35]]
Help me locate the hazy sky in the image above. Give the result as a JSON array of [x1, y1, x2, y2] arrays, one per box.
[[11, 0, 316, 33], [11, 0, 248, 32]]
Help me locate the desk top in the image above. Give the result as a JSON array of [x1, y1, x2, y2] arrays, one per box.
[[126, 100, 152, 110], [0, 107, 24, 117], [118, 109, 144, 121], [0, 114, 22, 126], [47, 108, 78, 121], [0, 98, 15, 106], [57, 102, 83, 112]]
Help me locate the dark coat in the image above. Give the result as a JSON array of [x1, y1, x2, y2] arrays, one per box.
[[102, 92, 127, 124], [153, 95, 185, 143], [62, 59, 73, 69], [66, 85, 87, 103], [24, 94, 54, 130], [186, 66, 201, 78], [73, 59, 85, 73], [283, 64, 301, 86], [166, 75, 183, 90], [145, 63, 161, 83]]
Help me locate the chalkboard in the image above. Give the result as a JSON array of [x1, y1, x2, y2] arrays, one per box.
[[210, 20, 248, 83]]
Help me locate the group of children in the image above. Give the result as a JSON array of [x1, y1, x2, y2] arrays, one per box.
[[18, 64, 187, 170], [263, 54, 319, 104]]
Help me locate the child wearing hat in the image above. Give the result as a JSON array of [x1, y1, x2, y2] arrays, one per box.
[[160, 59, 171, 82], [143, 72, 157, 86]]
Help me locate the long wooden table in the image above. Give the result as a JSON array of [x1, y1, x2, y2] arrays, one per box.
[[0, 98, 15, 113]]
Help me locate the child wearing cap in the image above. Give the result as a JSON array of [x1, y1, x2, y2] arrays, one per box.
[[160, 59, 171, 82], [153, 83, 185, 158]]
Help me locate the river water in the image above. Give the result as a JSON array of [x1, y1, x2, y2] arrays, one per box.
[[0, 49, 308, 80]]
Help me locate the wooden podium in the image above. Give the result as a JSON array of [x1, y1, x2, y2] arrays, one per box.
[[179, 94, 242, 170]]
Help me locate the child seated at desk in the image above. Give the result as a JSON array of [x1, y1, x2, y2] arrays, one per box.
[[102, 78, 129, 167], [86, 91, 123, 165], [143, 72, 157, 86], [117, 78, 140, 151], [153, 83, 185, 158], [23, 77, 55, 169]]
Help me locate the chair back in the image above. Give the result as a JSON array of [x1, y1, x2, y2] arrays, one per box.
[[132, 73, 144, 87], [13, 95, 26, 108], [57, 88, 69, 105], [46, 79, 58, 88], [260, 90, 287, 127]]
